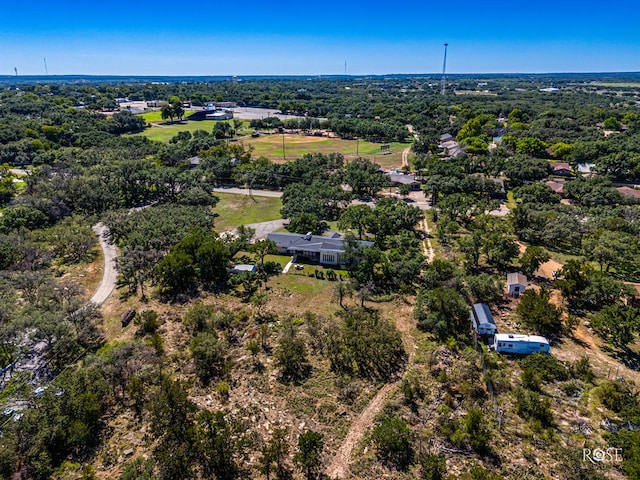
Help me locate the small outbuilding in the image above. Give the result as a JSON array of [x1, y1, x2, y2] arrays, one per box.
[[506, 272, 527, 296], [493, 333, 550, 355], [470, 303, 497, 337]]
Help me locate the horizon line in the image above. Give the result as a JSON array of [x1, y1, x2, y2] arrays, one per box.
[[2, 71, 640, 79]]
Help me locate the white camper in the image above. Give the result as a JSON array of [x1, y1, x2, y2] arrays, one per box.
[[493, 333, 550, 355]]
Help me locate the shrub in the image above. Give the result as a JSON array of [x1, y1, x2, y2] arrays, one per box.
[[371, 416, 414, 471], [275, 335, 310, 384], [513, 388, 554, 426], [520, 353, 569, 383]]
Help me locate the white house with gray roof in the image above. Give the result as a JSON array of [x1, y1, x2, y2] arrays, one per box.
[[268, 232, 374, 266]]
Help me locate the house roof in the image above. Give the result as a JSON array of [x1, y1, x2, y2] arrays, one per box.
[[440, 133, 454, 142], [617, 186, 640, 201], [388, 173, 420, 185], [471, 303, 495, 326], [549, 161, 572, 172], [506, 272, 527, 286], [268, 233, 374, 254], [545, 180, 564, 194]]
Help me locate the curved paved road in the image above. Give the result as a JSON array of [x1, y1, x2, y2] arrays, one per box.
[[90, 223, 117, 306]]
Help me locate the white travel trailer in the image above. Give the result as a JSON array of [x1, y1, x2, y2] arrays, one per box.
[[493, 333, 550, 355]]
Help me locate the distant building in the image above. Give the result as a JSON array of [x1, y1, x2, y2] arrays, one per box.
[[388, 173, 421, 191], [268, 232, 373, 266], [203, 101, 237, 110], [545, 180, 564, 195], [206, 110, 233, 121], [577, 163, 596, 176], [506, 272, 527, 296], [439, 133, 454, 142], [494, 333, 550, 355], [540, 87, 560, 93], [146, 100, 168, 108], [549, 161, 572, 177]]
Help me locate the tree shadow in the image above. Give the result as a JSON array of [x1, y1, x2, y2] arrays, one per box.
[[600, 345, 640, 372]]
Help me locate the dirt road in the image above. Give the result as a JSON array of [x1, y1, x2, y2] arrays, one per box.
[[325, 305, 417, 478], [213, 187, 283, 198], [401, 147, 411, 168], [325, 382, 397, 478], [422, 218, 435, 263], [90, 223, 117, 306]]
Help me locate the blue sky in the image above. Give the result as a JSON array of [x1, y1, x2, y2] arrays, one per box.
[[1, 0, 639, 75]]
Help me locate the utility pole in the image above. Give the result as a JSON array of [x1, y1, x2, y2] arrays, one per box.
[[282, 131, 286, 161], [441, 43, 448, 96]]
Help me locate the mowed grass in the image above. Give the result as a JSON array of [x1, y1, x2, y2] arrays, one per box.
[[139, 110, 196, 123], [134, 120, 220, 142], [243, 134, 410, 169], [134, 122, 411, 168], [213, 193, 283, 232], [133, 120, 252, 143]]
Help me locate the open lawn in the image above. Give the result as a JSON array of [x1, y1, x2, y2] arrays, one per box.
[[243, 133, 411, 169], [133, 120, 252, 143], [139, 110, 196, 123], [212, 192, 283, 232], [134, 121, 219, 142], [134, 123, 410, 169]]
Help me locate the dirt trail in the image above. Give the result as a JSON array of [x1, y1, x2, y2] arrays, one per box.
[[325, 381, 397, 479], [422, 218, 435, 263], [90, 223, 117, 306], [325, 306, 416, 478], [558, 324, 640, 384], [399, 125, 418, 169], [401, 147, 410, 168]]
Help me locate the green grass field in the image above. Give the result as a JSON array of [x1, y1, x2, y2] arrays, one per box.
[[245, 134, 410, 169], [134, 121, 219, 142], [134, 121, 411, 169], [212, 192, 283, 232], [134, 120, 252, 143], [139, 110, 196, 123]]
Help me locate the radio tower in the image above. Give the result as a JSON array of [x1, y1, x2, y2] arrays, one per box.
[[441, 43, 448, 96]]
